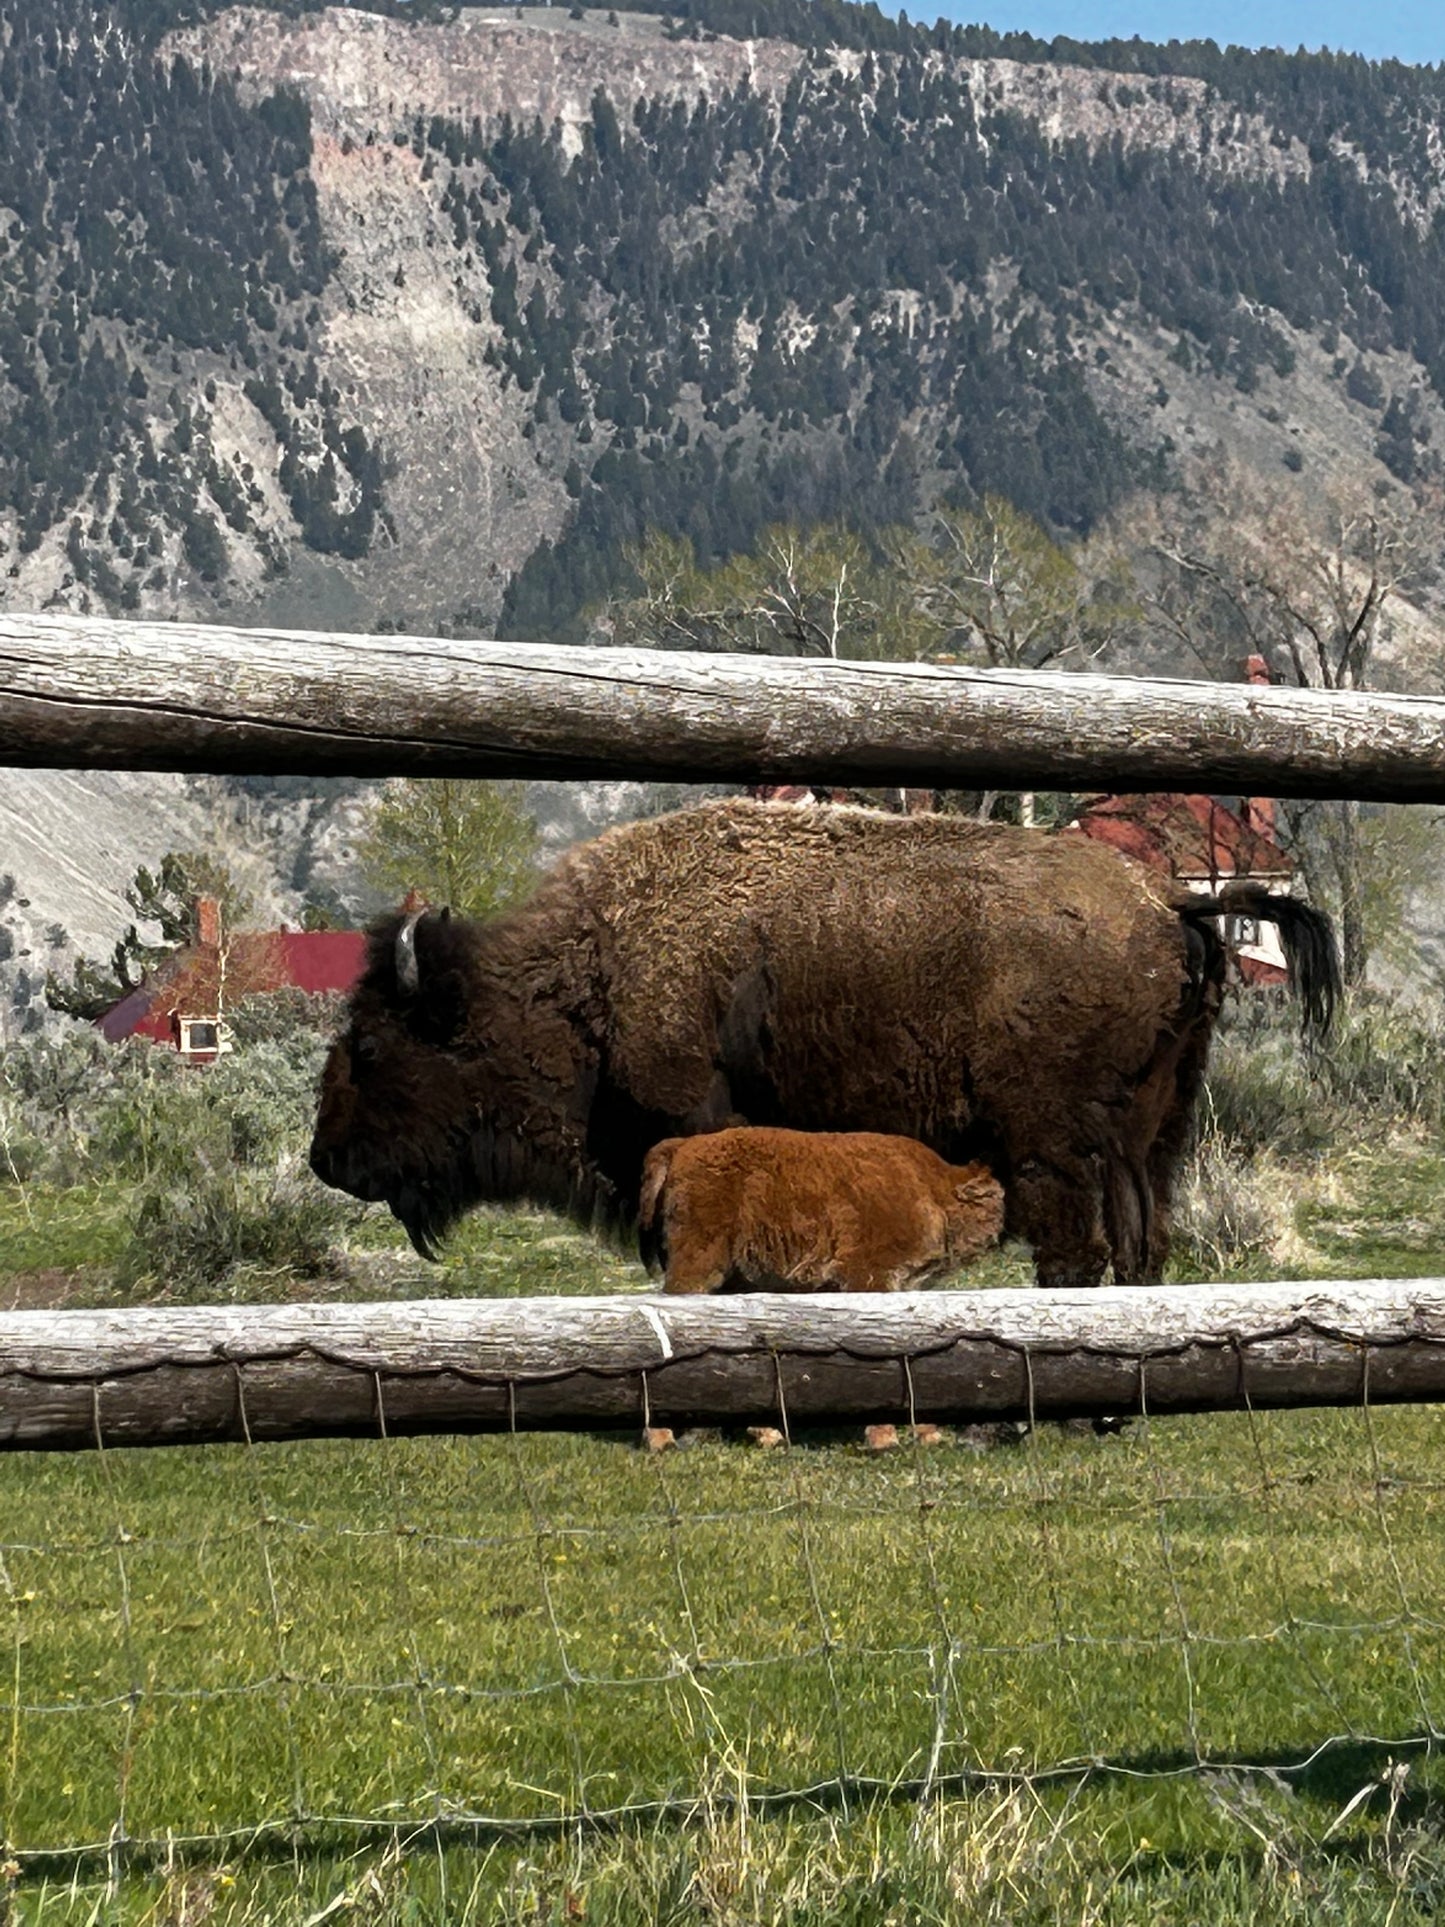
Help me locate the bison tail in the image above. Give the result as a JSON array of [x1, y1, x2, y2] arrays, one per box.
[[637, 1140, 680, 1278], [1181, 885, 1342, 1040]]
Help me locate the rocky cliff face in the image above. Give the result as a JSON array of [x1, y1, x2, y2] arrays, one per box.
[[174, 7, 801, 148], [9, 6, 1431, 641], [143, 8, 806, 634]]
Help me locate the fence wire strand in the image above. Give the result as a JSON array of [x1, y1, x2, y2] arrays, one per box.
[[1022, 1347, 1100, 1767], [234, 1365, 309, 1833], [1234, 1338, 1353, 1737], [89, 1384, 143, 1891], [504, 1379, 593, 1824], [1360, 1349, 1442, 1743]]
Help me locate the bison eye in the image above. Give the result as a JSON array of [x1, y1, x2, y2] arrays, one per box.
[[350, 1033, 381, 1075]]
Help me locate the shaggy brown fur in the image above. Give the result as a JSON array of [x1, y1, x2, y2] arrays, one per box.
[[310, 799, 1338, 1286], [637, 1127, 1005, 1294]]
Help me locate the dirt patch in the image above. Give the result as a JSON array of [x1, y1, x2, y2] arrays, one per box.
[[3, 1267, 87, 1310]]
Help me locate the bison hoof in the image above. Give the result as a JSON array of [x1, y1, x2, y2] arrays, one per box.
[[745, 1425, 788, 1450]]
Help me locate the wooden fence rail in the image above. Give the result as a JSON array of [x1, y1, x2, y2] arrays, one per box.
[[3, 1281, 1444, 1450], [3, 612, 1445, 797]]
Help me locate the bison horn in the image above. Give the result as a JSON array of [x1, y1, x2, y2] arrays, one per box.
[[395, 910, 424, 995]]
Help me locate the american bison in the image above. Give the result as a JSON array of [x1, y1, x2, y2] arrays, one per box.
[[310, 799, 1338, 1287], [637, 1126, 1005, 1294]]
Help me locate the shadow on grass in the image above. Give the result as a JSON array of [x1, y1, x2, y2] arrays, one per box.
[[16, 1732, 1444, 1886]]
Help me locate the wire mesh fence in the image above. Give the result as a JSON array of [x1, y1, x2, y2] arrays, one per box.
[[5, 1293, 1445, 1884]]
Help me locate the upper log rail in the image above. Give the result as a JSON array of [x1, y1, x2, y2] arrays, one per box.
[[4, 1280, 1445, 1450], [3, 612, 1445, 798]]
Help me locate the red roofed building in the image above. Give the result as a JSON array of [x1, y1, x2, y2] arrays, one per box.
[[1066, 791, 1293, 986], [1064, 656, 1296, 988], [98, 896, 366, 1062]]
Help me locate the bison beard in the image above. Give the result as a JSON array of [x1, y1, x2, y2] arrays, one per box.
[[309, 800, 1339, 1288]]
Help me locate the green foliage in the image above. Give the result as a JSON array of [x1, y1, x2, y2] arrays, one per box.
[[124, 850, 254, 950], [224, 987, 347, 1044], [1352, 807, 1445, 981], [2, 998, 332, 1187], [3, 994, 349, 1291], [357, 779, 541, 921], [1201, 987, 1445, 1159]]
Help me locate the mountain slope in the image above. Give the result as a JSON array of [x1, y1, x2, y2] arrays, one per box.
[[5, 3, 1445, 640]]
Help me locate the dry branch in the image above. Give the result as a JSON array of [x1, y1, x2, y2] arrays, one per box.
[[3, 612, 1445, 797], [3, 1281, 1445, 1450]]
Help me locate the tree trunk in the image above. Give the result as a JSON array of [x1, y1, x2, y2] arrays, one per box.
[[1323, 798, 1369, 987]]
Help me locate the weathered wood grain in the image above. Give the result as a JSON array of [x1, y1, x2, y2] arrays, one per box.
[[2, 1282, 1443, 1450], [2, 612, 1444, 797]]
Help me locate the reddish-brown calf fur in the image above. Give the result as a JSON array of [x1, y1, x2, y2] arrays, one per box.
[[638, 1127, 1005, 1295]]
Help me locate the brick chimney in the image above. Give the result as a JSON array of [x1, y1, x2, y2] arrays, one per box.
[[195, 896, 222, 948], [1239, 655, 1277, 844]]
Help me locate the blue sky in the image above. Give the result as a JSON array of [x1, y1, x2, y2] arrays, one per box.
[[923, 1, 1443, 66]]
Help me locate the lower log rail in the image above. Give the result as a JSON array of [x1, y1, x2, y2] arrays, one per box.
[[2, 1280, 1444, 1450]]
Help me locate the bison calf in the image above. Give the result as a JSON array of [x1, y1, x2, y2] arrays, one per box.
[[638, 1127, 1005, 1295]]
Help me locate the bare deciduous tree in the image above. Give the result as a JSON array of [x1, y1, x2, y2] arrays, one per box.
[[889, 497, 1136, 823], [600, 525, 921, 663], [892, 495, 1135, 673]]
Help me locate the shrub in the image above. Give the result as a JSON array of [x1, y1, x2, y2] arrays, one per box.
[[1310, 992, 1445, 1132], [0, 1089, 49, 1184], [226, 988, 347, 1045], [1196, 994, 1332, 1158], [1170, 1131, 1283, 1273], [1199, 986, 1445, 1157], [0, 995, 338, 1187], [120, 1150, 350, 1297]]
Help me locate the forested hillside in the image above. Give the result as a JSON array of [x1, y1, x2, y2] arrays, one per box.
[[0, 4, 398, 612], [2, 0, 1445, 640]]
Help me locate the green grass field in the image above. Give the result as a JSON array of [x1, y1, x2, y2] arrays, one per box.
[[6, 1140, 1445, 1923]]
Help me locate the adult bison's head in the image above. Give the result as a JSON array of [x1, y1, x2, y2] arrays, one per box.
[[309, 903, 602, 1259], [309, 908, 483, 1259]]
